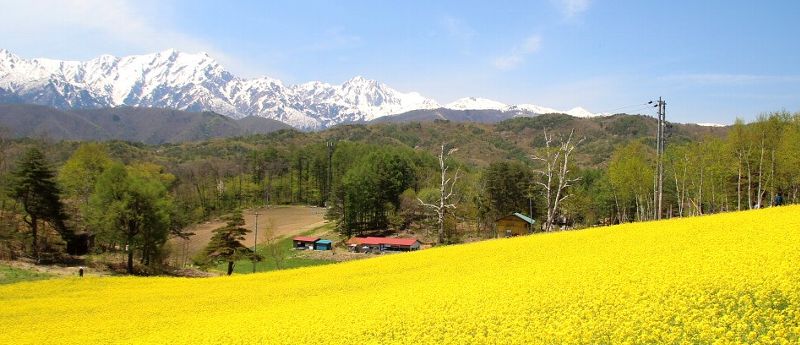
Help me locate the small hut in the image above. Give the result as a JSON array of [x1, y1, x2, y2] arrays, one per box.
[[292, 236, 320, 250], [314, 239, 333, 251], [495, 213, 535, 237]]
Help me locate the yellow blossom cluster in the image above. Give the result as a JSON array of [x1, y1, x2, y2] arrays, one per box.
[[1, 206, 799, 344]]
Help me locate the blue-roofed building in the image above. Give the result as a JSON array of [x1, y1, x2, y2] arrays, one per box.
[[314, 239, 333, 251]]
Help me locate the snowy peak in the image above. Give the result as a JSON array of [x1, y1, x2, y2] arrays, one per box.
[[518, 105, 601, 118], [563, 107, 596, 118], [507, 103, 561, 115], [452, 100, 602, 118], [446, 97, 508, 110], [695, 122, 727, 127], [341, 75, 376, 88], [0, 49, 18, 62], [0, 49, 603, 128], [0, 49, 441, 129]]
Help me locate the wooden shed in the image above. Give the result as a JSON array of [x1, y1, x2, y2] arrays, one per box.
[[495, 213, 535, 237]]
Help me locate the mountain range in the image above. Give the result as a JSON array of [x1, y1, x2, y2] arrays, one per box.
[[0, 49, 602, 129], [0, 104, 290, 144]]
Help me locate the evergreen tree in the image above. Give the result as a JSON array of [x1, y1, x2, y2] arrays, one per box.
[[482, 161, 533, 217], [203, 210, 255, 275], [340, 149, 414, 233], [8, 147, 70, 260]]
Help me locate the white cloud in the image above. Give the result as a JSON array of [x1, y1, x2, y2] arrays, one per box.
[[493, 55, 525, 70], [493, 35, 542, 70], [551, 0, 592, 18], [0, 0, 248, 74], [441, 15, 476, 44], [521, 36, 543, 53]]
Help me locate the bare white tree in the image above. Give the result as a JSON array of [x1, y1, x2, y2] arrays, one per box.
[[531, 129, 583, 231], [418, 144, 460, 243]]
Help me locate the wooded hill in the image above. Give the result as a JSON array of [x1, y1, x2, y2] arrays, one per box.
[[0, 104, 291, 144], [14, 108, 798, 275], [292, 113, 726, 168]]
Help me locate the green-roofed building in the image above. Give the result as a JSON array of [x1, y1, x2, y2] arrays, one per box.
[[495, 213, 536, 238]]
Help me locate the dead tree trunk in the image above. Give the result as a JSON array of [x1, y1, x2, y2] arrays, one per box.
[[418, 144, 459, 244], [756, 137, 765, 208], [532, 129, 583, 231], [736, 156, 742, 211]]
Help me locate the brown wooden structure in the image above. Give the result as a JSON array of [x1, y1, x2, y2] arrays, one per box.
[[495, 213, 535, 237]]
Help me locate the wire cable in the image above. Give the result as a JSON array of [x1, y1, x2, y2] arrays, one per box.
[[600, 102, 652, 114]]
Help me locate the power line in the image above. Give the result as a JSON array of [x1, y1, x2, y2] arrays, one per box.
[[620, 104, 657, 115], [600, 102, 652, 114]]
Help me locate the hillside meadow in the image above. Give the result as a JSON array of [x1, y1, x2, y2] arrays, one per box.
[[1, 206, 799, 344]]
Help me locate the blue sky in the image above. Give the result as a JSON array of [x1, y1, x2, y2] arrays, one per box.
[[2, 0, 799, 124]]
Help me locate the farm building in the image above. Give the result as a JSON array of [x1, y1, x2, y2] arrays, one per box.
[[293, 236, 320, 250], [495, 213, 535, 237], [347, 237, 382, 253], [347, 237, 421, 253], [381, 238, 421, 251], [314, 239, 333, 251]]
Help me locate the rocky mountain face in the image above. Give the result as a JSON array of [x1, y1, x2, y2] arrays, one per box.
[[0, 49, 440, 129], [0, 49, 602, 129]]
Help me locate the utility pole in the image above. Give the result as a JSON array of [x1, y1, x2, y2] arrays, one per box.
[[252, 211, 259, 273], [651, 97, 666, 220], [659, 99, 666, 219]]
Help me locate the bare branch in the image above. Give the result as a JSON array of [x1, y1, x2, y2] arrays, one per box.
[[417, 198, 437, 210]]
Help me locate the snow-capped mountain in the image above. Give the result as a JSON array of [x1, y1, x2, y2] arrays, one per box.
[[448, 98, 601, 118], [695, 122, 727, 127], [0, 49, 603, 128], [445, 97, 508, 110], [0, 49, 439, 129]]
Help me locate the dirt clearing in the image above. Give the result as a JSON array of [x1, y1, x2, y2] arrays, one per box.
[[171, 206, 328, 261]]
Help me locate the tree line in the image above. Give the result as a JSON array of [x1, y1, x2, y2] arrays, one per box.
[[0, 111, 797, 272], [595, 111, 799, 223]]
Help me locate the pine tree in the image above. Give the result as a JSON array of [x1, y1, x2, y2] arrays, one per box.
[[8, 147, 70, 260], [203, 210, 255, 275]]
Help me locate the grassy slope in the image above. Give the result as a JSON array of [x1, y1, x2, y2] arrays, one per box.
[[0, 264, 54, 285], [1, 206, 798, 344], [215, 236, 334, 274]]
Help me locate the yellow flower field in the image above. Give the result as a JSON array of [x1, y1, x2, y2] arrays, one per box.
[[2, 206, 799, 344]]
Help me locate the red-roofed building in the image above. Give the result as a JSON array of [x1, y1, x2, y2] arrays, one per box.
[[347, 237, 420, 253], [293, 236, 320, 250]]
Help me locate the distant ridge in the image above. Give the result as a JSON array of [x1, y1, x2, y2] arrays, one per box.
[[369, 108, 516, 124], [0, 104, 291, 144], [0, 49, 601, 129]]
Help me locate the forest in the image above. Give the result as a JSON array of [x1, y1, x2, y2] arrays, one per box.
[[0, 111, 797, 273]]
